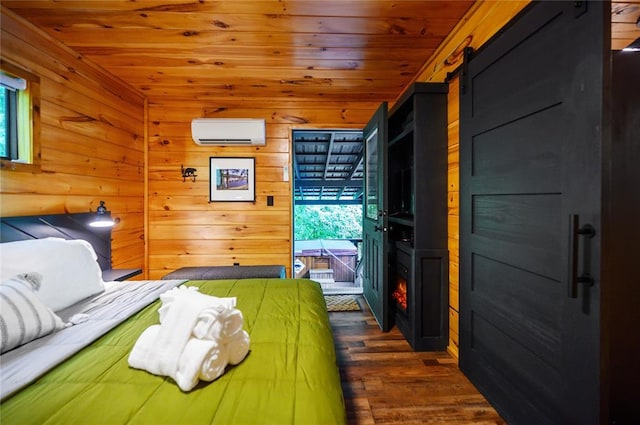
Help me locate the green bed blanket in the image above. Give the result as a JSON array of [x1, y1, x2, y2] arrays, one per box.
[[0, 278, 346, 425]]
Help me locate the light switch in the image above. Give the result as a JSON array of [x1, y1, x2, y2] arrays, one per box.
[[283, 165, 289, 182]]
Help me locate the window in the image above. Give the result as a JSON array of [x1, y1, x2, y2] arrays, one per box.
[[0, 60, 40, 171]]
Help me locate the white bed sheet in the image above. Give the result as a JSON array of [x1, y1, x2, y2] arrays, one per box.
[[0, 279, 185, 400]]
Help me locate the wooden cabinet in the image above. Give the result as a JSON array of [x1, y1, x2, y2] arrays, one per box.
[[387, 83, 449, 351], [362, 82, 449, 351]]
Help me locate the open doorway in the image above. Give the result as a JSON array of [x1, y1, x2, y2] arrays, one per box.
[[292, 129, 364, 294]]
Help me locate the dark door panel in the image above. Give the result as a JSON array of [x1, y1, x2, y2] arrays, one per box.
[[471, 193, 563, 279], [470, 104, 563, 194], [460, 2, 605, 424], [362, 102, 390, 331], [469, 5, 568, 128], [471, 254, 562, 360]]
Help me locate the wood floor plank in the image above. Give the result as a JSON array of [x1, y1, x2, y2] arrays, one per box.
[[330, 298, 505, 425]]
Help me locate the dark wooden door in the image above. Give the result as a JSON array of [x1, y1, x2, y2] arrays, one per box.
[[459, 2, 605, 424], [362, 102, 390, 331]]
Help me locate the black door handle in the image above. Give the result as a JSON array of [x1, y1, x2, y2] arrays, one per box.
[[568, 214, 595, 298]]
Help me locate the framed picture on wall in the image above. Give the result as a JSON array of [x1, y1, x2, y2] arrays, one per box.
[[209, 157, 255, 202]]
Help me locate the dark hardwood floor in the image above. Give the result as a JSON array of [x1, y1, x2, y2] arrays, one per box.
[[329, 298, 505, 425]]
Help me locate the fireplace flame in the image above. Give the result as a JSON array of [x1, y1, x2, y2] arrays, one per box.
[[392, 278, 407, 310]]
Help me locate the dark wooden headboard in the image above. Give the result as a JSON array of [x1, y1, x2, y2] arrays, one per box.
[[0, 213, 112, 270]]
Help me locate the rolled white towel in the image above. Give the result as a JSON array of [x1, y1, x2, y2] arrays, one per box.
[[193, 306, 244, 341], [198, 340, 230, 382], [219, 308, 244, 340], [192, 306, 224, 340], [128, 325, 162, 374], [226, 329, 250, 365], [175, 338, 229, 392], [129, 288, 246, 391]]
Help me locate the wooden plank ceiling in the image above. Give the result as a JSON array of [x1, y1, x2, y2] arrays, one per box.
[[3, 1, 637, 103], [1, 0, 476, 103]]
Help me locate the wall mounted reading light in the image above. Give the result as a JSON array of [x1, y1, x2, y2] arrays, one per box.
[[89, 200, 115, 228], [181, 164, 197, 182]]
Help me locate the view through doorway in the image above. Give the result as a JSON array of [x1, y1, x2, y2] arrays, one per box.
[[292, 129, 364, 295]]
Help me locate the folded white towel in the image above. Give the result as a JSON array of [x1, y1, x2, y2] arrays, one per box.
[[175, 338, 229, 391], [148, 291, 230, 377], [159, 285, 200, 305], [158, 286, 236, 325], [129, 286, 250, 392], [128, 325, 162, 374], [226, 330, 251, 365]]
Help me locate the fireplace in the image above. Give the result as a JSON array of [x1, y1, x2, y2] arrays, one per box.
[[391, 272, 408, 311], [389, 241, 449, 351]]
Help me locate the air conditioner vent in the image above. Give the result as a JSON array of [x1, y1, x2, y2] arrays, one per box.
[[191, 118, 266, 145]]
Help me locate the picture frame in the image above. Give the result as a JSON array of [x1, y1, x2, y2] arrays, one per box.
[[209, 157, 255, 202]]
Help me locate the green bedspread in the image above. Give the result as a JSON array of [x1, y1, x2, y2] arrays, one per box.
[[0, 278, 346, 425]]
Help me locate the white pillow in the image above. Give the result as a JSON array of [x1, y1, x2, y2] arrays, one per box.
[[0, 272, 65, 353], [0, 238, 105, 311]]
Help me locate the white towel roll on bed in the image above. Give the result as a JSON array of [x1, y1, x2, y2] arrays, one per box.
[[176, 338, 229, 391], [128, 285, 250, 392]]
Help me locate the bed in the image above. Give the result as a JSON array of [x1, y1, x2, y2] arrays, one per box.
[[0, 214, 346, 425]]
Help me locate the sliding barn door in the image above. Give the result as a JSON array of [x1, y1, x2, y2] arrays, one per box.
[[362, 102, 390, 331], [459, 2, 605, 424]]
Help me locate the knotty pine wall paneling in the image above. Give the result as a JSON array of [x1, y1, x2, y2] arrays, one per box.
[[411, 0, 530, 359], [0, 8, 146, 274], [146, 99, 375, 279], [0, 1, 531, 342]]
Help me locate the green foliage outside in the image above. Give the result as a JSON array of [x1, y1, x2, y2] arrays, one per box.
[[294, 205, 362, 240]]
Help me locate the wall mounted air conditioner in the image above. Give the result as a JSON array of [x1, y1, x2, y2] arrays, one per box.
[[191, 118, 266, 145]]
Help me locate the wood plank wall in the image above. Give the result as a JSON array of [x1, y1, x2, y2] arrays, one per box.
[[0, 1, 529, 356], [0, 8, 146, 273], [144, 0, 529, 345], [146, 101, 376, 279], [412, 0, 529, 359]]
